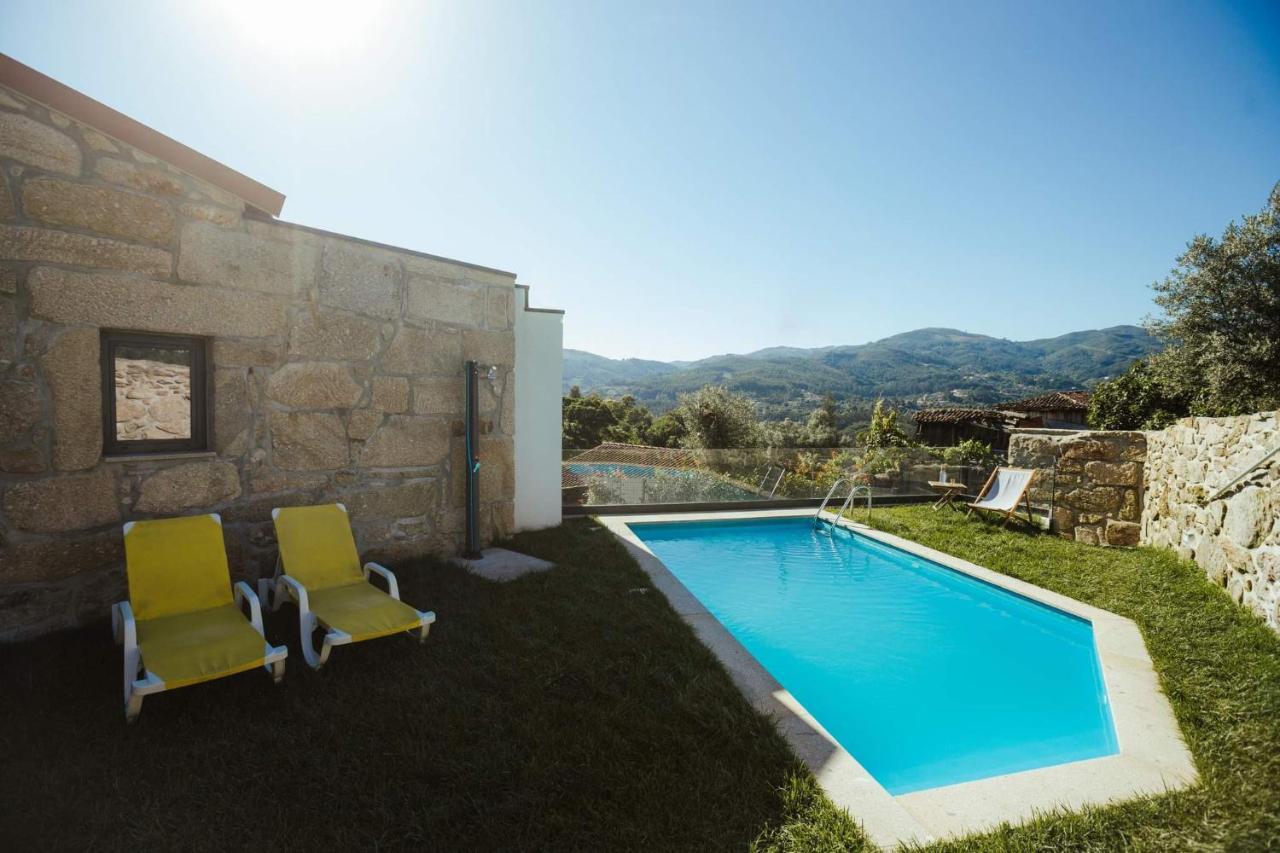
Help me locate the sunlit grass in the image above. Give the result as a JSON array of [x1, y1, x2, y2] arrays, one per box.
[[1, 508, 1277, 850]]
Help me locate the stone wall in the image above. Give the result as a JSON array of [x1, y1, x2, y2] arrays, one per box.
[[0, 85, 518, 639], [1143, 413, 1279, 631], [1008, 429, 1146, 546], [114, 358, 192, 439]]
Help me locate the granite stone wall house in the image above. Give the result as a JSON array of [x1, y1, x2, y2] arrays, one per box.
[[0, 56, 562, 639]]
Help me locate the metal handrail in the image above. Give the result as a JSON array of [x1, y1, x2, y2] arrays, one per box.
[[814, 476, 872, 529], [1204, 441, 1280, 504]]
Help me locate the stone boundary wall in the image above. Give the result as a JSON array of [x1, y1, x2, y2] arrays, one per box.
[[1008, 429, 1146, 546], [0, 85, 517, 640], [1143, 413, 1279, 631]]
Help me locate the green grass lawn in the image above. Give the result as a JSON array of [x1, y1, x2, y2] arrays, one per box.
[[2, 507, 1278, 850]]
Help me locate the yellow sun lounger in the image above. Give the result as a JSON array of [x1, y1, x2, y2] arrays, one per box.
[[112, 513, 288, 723], [261, 503, 435, 669]]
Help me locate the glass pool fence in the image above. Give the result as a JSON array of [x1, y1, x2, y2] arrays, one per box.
[[562, 445, 1033, 513]]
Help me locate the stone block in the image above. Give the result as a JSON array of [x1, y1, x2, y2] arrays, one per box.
[[0, 295, 15, 362], [484, 284, 513, 330], [79, 127, 118, 152], [93, 158, 185, 196], [39, 327, 101, 470], [361, 416, 449, 468], [1104, 519, 1141, 547], [346, 479, 437, 520], [0, 446, 45, 473], [270, 411, 349, 470], [2, 469, 119, 532], [0, 530, 122, 585], [178, 222, 316, 296], [267, 362, 363, 409], [318, 239, 402, 319], [346, 409, 383, 440], [180, 202, 238, 227], [371, 376, 409, 413], [288, 308, 382, 360], [0, 170, 15, 220], [1062, 486, 1123, 514], [1073, 525, 1102, 546], [212, 339, 284, 368], [22, 178, 176, 245], [0, 224, 171, 277], [213, 369, 250, 455], [412, 378, 461, 416], [479, 435, 515, 498], [1084, 460, 1141, 487], [1119, 488, 1142, 522], [29, 267, 289, 338], [462, 329, 515, 366], [0, 113, 81, 175], [135, 461, 241, 513], [1223, 486, 1269, 550], [0, 585, 74, 642], [0, 377, 40, 441], [381, 325, 461, 375], [405, 274, 484, 326]]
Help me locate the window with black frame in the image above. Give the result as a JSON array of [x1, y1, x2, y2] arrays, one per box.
[[101, 331, 209, 455]]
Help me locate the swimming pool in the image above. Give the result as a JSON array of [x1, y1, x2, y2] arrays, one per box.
[[630, 515, 1119, 794]]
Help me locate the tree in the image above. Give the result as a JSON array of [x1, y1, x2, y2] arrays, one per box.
[[673, 385, 760, 449], [859, 398, 911, 448], [645, 413, 688, 448], [1088, 359, 1189, 430], [802, 395, 842, 447], [1146, 181, 1280, 415], [561, 393, 653, 448]]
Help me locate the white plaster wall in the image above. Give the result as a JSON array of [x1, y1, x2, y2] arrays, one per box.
[[514, 289, 564, 530]]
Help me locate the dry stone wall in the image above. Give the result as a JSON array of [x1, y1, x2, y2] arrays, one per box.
[[0, 85, 518, 640], [1008, 429, 1146, 546], [1010, 415, 1280, 634], [1143, 413, 1279, 631]]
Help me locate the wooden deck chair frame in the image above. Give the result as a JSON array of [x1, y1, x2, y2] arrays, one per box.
[[111, 513, 287, 723], [967, 467, 1039, 528], [259, 503, 435, 670]]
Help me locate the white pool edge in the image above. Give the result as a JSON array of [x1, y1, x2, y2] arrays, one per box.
[[600, 508, 1199, 850]]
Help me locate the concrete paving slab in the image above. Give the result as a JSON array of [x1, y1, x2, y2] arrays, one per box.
[[453, 548, 554, 582]]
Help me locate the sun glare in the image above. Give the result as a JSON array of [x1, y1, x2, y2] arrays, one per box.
[[209, 0, 399, 65]]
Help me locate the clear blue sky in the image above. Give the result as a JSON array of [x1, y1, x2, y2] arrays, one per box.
[[4, 1, 1278, 360]]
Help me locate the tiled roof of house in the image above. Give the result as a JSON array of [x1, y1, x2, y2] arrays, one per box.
[[567, 443, 699, 467], [1000, 391, 1091, 411], [912, 408, 1007, 425]]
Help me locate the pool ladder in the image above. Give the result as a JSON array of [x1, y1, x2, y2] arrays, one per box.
[[814, 476, 872, 531]]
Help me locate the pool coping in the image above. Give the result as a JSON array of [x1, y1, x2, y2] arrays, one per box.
[[600, 508, 1198, 850]]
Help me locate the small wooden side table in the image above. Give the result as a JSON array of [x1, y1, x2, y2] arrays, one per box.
[[928, 481, 967, 511]]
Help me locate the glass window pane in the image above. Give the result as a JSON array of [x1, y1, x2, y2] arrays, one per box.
[[113, 345, 192, 440]]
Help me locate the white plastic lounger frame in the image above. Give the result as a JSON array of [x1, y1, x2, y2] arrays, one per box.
[[259, 504, 436, 670], [112, 514, 288, 723]]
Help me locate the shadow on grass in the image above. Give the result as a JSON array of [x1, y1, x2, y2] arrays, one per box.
[[0, 518, 857, 851]]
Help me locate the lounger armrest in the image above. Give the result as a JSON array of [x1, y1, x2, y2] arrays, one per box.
[[363, 562, 400, 600], [276, 575, 310, 611], [233, 581, 266, 635], [112, 601, 136, 647]]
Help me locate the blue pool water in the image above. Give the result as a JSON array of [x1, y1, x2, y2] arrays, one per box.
[[566, 463, 659, 477], [631, 516, 1118, 794]]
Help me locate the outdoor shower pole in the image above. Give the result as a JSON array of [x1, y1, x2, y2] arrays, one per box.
[[463, 360, 482, 558]]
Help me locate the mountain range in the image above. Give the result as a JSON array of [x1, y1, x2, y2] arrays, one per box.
[[564, 326, 1160, 418]]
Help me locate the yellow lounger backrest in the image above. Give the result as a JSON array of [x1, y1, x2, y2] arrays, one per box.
[[124, 514, 233, 621], [273, 504, 364, 590]]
